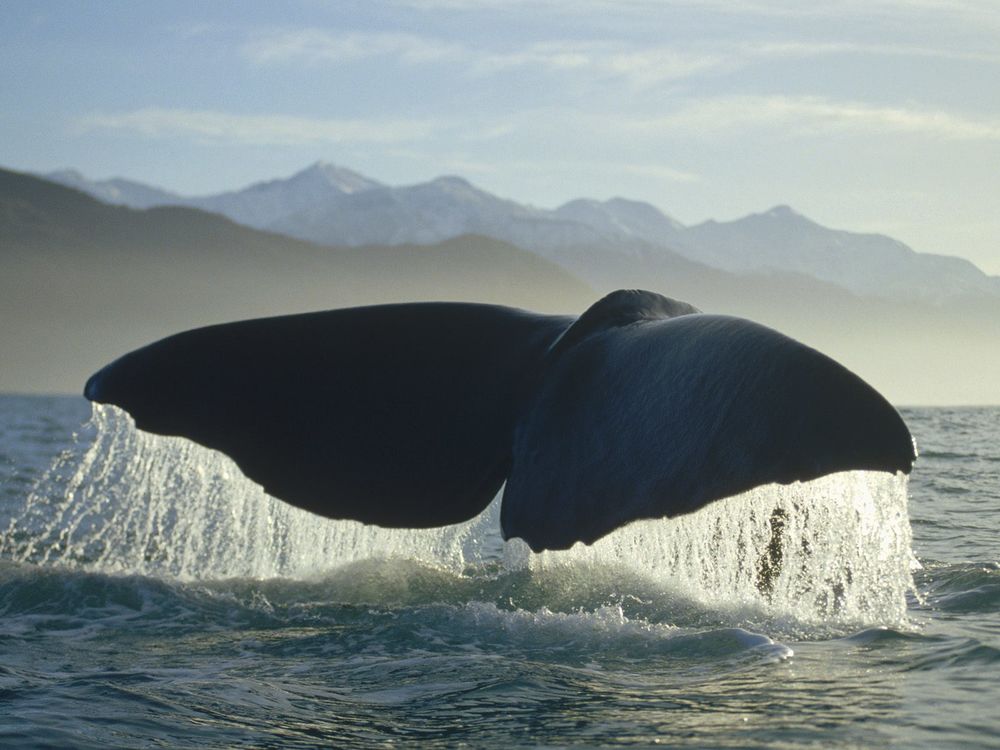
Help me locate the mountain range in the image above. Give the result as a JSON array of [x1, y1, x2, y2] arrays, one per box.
[[44, 162, 1000, 305], [1, 168, 593, 394], [5, 164, 999, 403]]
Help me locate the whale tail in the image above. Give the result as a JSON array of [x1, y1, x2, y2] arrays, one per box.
[[84, 290, 915, 551]]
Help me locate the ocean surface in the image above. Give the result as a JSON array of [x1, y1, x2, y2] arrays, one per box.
[[0, 395, 997, 749]]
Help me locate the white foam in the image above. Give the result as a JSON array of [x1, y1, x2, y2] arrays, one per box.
[[4, 405, 501, 579], [531, 470, 916, 627], [4, 403, 916, 626]]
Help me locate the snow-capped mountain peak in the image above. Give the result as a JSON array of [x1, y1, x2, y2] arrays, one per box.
[[292, 162, 383, 194], [762, 204, 800, 219]]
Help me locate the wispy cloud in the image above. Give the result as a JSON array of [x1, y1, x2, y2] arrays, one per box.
[[393, 0, 1000, 26], [243, 29, 732, 88], [75, 97, 1000, 152], [76, 108, 444, 146], [243, 29, 464, 66], [241, 27, 999, 94], [744, 40, 1000, 65], [470, 41, 727, 86], [621, 96, 1000, 140]]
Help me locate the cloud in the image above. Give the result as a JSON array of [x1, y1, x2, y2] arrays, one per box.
[[391, 0, 1000, 24], [76, 108, 444, 146], [242, 30, 734, 88], [392, 0, 1000, 27], [621, 96, 1000, 141], [240, 25, 1000, 96], [745, 40, 1000, 65], [76, 97, 1000, 154], [243, 29, 464, 66], [470, 41, 728, 86]]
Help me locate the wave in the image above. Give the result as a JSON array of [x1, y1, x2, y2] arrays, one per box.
[[10, 558, 999, 679], [0, 560, 792, 668], [914, 561, 1000, 613]]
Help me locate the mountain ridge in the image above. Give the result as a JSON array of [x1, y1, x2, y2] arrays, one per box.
[[41, 162, 1000, 305], [7, 166, 1000, 403], [1, 167, 596, 394]]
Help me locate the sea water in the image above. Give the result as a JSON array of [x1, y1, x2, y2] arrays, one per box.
[[1, 395, 998, 748]]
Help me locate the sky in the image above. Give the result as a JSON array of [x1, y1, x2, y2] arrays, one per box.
[[2, 0, 999, 273]]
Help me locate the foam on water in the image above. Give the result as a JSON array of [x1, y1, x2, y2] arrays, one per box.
[[2, 403, 916, 626], [3, 405, 494, 579], [531, 470, 916, 627]]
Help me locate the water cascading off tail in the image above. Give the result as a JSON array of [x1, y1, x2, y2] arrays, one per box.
[[3, 404, 916, 625]]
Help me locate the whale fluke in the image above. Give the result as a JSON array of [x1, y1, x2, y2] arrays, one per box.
[[503, 293, 915, 550], [85, 303, 572, 528], [85, 290, 915, 551]]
